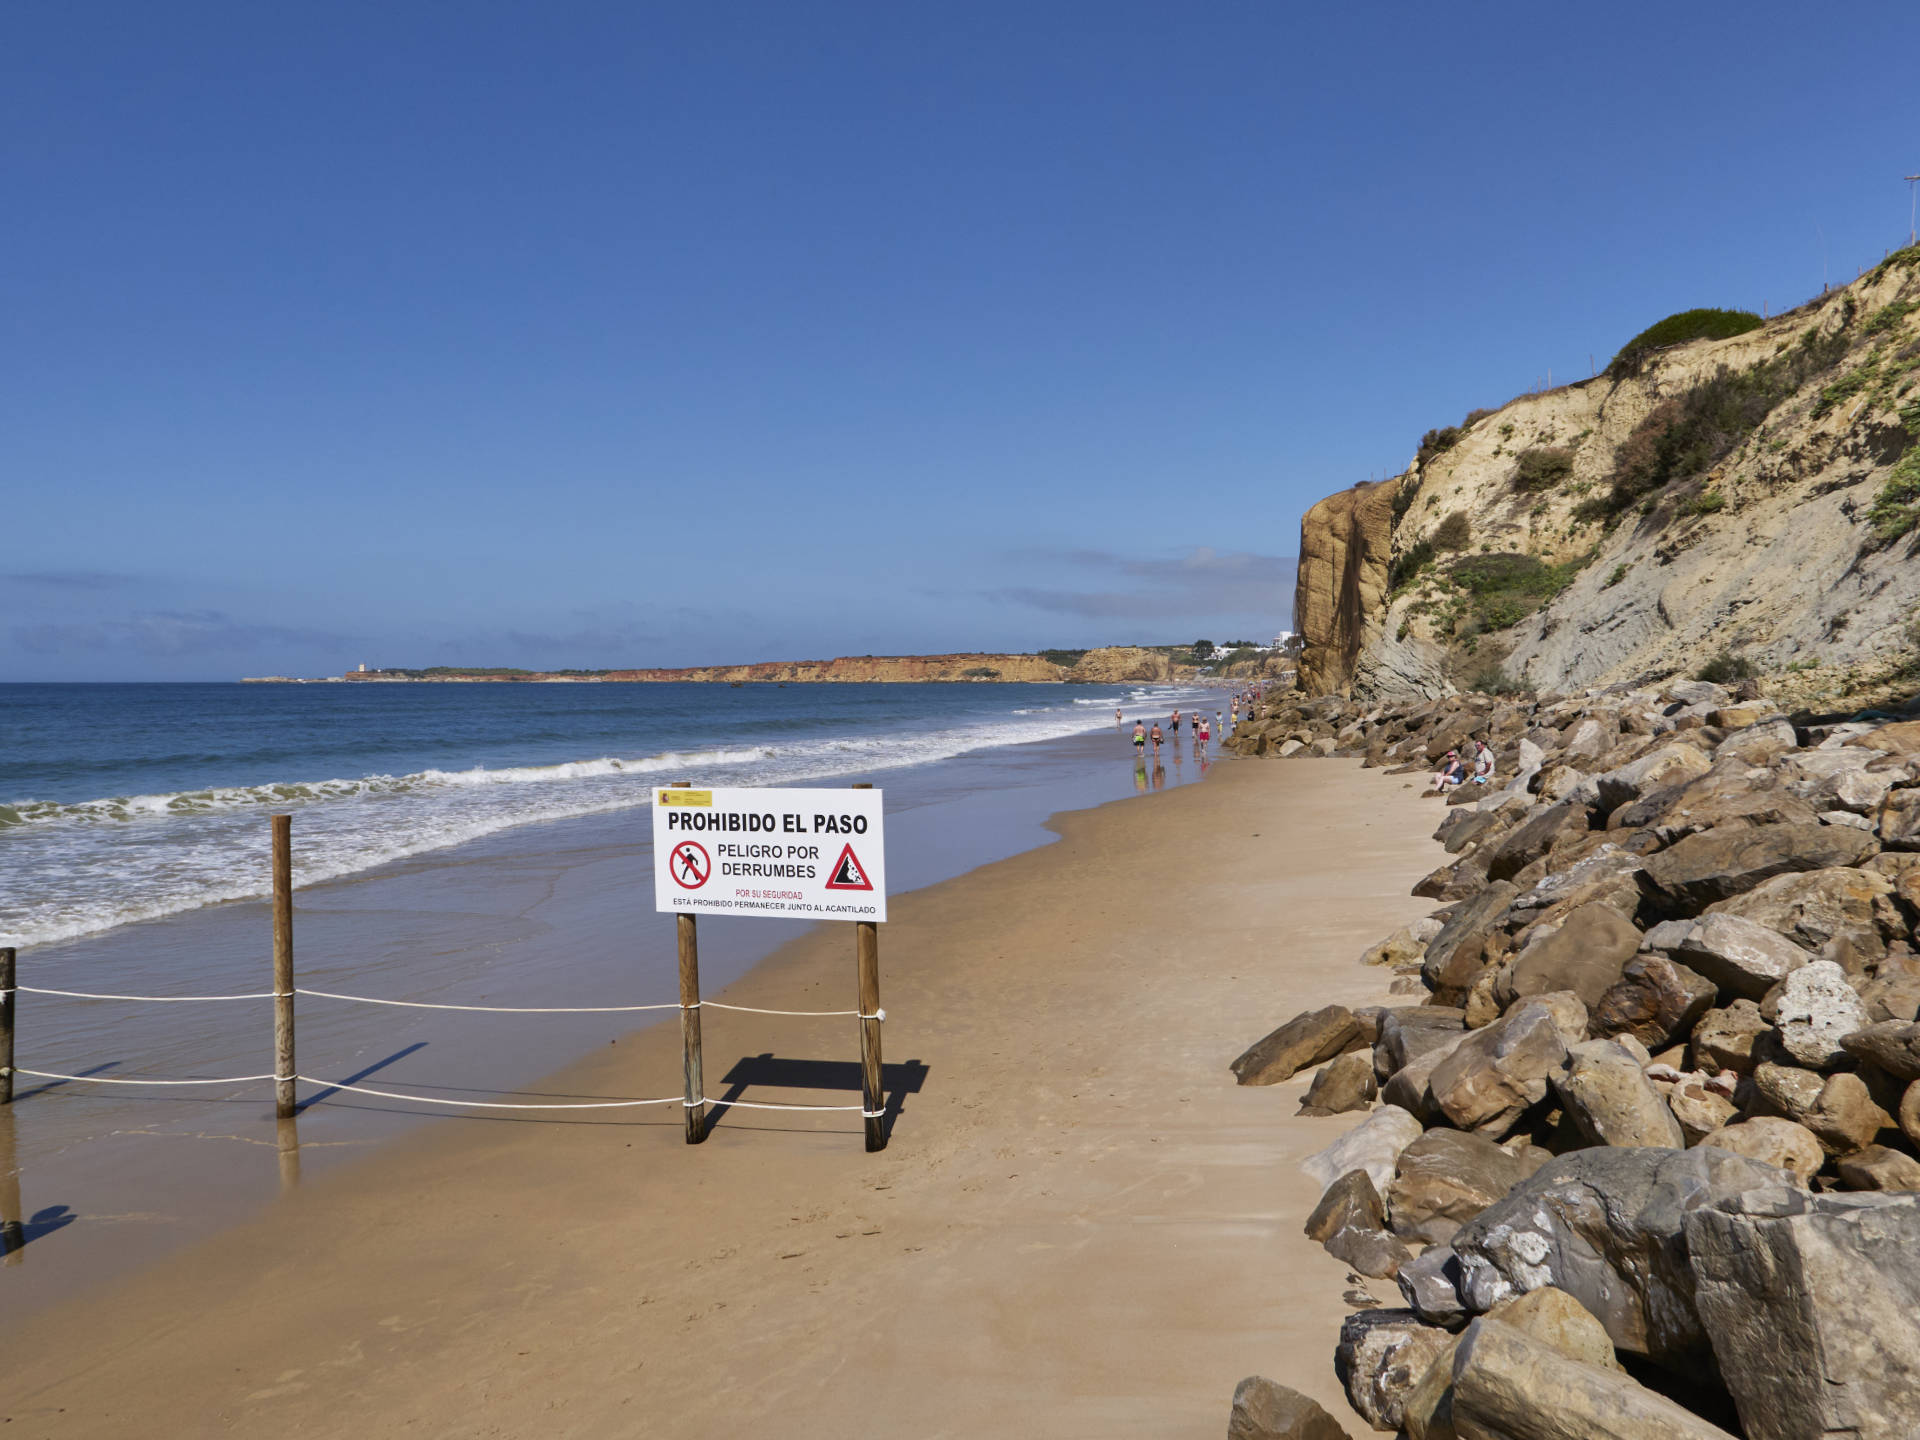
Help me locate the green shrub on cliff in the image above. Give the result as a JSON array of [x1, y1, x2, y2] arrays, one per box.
[[1609, 308, 1764, 376], [1449, 551, 1587, 634], [1433, 511, 1472, 550], [1577, 332, 1850, 523], [1865, 448, 1920, 546], [1511, 446, 1575, 493]]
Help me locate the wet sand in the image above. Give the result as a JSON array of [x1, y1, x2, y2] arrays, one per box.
[[3, 757, 1440, 1437]]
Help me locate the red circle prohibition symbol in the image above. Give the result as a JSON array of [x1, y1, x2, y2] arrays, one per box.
[[669, 840, 711, 889]]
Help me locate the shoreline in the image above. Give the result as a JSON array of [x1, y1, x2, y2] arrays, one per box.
[[4, 755, 1442, 1437], [0, 721, 1223, 1328]]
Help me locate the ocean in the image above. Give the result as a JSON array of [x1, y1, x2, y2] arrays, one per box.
[[0, 678, 1238, 1315], [1, 679, 1229, 951]]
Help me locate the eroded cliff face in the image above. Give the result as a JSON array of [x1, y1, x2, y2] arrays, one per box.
[[1293, 480, 1401, 697], [603, 646, 1176, 684], [1293, 249, 1920, 705]]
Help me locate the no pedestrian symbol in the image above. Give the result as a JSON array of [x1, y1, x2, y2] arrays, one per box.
[[669, 840, 711, 889], [823, 843, 873, 891]]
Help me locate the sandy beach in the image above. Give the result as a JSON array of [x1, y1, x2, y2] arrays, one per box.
[[4, 756, 1440, 1438]]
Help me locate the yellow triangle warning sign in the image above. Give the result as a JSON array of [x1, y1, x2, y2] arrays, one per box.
[[824, 842, 873, 891]]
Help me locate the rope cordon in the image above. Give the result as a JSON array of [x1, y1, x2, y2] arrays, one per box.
[[4, 1068, 882, 1116]]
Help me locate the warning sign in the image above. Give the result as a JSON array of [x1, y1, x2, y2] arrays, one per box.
[[668, 840, 710, 889], [824, 843, 872, 891], [651, 785, 887, 922]]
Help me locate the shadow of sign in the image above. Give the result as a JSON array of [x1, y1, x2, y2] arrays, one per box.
[[708, 1052, 928, 1142]]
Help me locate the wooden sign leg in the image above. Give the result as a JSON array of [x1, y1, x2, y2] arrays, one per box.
[[857, 921, 884, 1152], [679, 913, 705, 1143], [271, 815, 296, 1119]]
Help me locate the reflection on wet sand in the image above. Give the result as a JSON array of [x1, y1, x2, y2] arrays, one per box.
[[277, 1116, 302, 1194]]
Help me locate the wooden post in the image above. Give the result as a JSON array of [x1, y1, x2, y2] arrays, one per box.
[[271, 814, 296, 1119], [0, 947, 15, 1107], [0, 1103, 20, 1264], [670, 782, 704, 1143], [678, 913, 704, 1143], [276, 1116, 302, 1193], [852, 783, 884, 1152]]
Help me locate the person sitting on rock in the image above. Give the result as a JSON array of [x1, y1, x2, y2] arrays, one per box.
[[1470, 740, 1496, 785], [1429, 751, 1465, 795]]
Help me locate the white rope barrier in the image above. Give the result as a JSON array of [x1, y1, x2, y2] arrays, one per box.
[[6, 986, 279, 1003], [4, 986, 883, 1021], [4, 1067, 280, 1086], [297, 1079, 685, 1110], [3, 1068, 884, 1117], [293, 989, 682, 1014]]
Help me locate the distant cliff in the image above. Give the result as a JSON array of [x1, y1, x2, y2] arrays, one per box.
[[328, 647, 1191, 685], [1292, 245, 1920, 707]]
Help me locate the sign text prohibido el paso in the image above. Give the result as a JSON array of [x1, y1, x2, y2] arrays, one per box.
[[652, 786, 887, 922]]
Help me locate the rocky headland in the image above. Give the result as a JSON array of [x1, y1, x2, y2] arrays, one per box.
[[1292, 246, 1920, 711], [302, 645, 1292, 685], [1219, 680, 1920, 1439]]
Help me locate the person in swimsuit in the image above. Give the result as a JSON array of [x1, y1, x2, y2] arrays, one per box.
[[1170, 709, 1181, 736], [1195, 717, 1210, 755], [1150, 722, 1164, 754], [1132, 720, 1147, 755]]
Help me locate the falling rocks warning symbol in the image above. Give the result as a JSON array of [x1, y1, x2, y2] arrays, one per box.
[[824, 843, 873, 891]]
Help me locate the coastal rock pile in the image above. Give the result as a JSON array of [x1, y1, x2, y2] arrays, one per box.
[[1224, 679, 1920, 1439]]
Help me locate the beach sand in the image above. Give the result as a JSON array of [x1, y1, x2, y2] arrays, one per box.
[[4, 757, 1441, 1438]]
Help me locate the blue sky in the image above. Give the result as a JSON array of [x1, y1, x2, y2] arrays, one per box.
[[7, 2, 1918, 680]]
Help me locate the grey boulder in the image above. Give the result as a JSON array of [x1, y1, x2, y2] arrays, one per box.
[[1552, 1039, 1685, 1149], [1385, 1129, 1543, 1246], [1688, 1187, 1920, 1440], [1334, 1309, 1452, 1433], [1449, 1145, 1796, 1370], [1672, 913, 1814, 1001]]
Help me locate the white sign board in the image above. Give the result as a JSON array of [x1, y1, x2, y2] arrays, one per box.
[[652, 786, 887, 922]]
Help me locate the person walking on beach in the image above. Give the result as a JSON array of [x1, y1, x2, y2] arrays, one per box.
[[1149, 721, 1164, 755], [1132, 720, 1147, 757], [1195, 716, 1210, 756], [1170, 709, 1181, 738]]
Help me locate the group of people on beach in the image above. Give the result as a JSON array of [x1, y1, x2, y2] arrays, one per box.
[[1126, 706, 1221, 760], [1427, 739, 1496, 795]]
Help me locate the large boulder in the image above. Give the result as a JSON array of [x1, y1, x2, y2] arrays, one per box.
[[1396, 1246, 1469, 1329], [1800, 1071, 1893, 1156], [1841, 1019, 1920, 1081], [1485, 803, 1588, 883], [1590, 955, 1718, 1049], [1449, 1145, 1796, 1369], [1334, 1309, 1453, 1433], [1595, 743, 1714, 815], [1227, 1376, 1353, 1440], [1687, 1188, 1920, 1440], [1232, 1004, 1364, 1085], [1500, 903, 1641, 1011], [1705, 866, 1896, 973], [1304, 1168, 1412, 1280], [1714, 716, 1799, 765], [1781, 748, 1896, 813], [1553, 1039, 1685, 1148], [1428, 996, 1581, 1137], [1638, 825, 1878, 914], [1380, 1030, 1474, 1122], [1375, 1007, 1468, 1080], [1669, 913, 1815, 1000], [1836, 1144, 1920, 1191], [1504, 843, 1646, 923], [1774, 960, 1869, 1070], [1386, 1130, 1543, 1246], [1691, 1000, 1770, 1074], [1401, 1288, 1625, 1440], [1300, 1050, 1378, 1115], [1301, 1105, 1427, 1195], [1422, 883, 1521, 1003], [1699, 1117, 1824, 1180], [1442, 1318, 1738, 1440], [1666, 1073, 1740, 1142], [1876, 786, 1920, 848]]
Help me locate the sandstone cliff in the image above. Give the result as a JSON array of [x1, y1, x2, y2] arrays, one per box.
[[356, 646, 1186, 685], [1293, 247, 1920, 705]]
